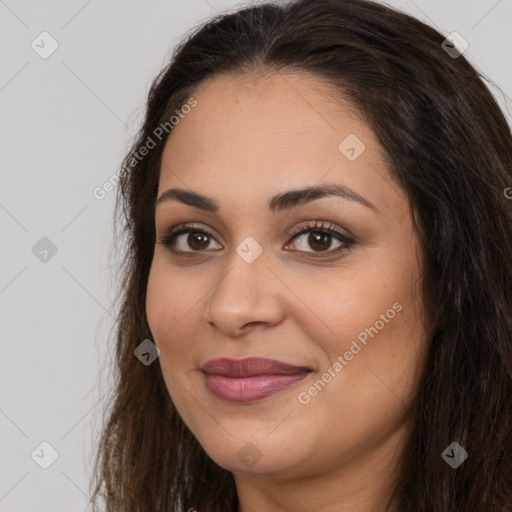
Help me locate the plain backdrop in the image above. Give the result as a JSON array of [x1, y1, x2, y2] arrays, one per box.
[[1, 0, 511, 510]]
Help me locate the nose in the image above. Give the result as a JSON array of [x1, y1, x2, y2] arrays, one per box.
[[202, 251, 285, 336]]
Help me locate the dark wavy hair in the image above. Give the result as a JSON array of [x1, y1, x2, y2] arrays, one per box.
[[89, 0, 512, 510]]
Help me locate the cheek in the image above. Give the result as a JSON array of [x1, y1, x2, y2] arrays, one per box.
[[296, 271, 397, 346], [293, 287, 425, 459], [145, 266, 215, 437], [145, 266, 170, 340], [299, 260, 425, 383], [146, 260, 193, 338], [145, 261, 208, 371]]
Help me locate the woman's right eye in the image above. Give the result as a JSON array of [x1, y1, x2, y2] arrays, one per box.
[[157, 226, 223, 253]]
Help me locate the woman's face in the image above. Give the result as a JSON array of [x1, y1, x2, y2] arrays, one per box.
[[146, 72, 429, 482]]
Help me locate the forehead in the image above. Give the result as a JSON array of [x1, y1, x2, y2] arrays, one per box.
[[158, 71, 402, 213], [163, 71, 369, 159]]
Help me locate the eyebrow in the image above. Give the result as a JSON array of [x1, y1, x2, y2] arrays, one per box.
[[155, 183, 378, 213]]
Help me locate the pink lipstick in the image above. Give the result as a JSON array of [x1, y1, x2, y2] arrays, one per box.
[[201, 357, 312, 403]]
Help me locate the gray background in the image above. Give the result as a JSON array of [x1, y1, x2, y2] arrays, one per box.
[[1, 0, 511, 510]]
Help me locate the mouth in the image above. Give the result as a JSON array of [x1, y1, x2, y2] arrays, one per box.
[[201, 357, 313, 403]]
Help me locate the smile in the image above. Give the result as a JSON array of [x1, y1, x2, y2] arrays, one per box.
[[201, 357, 313, 403], [203, 372, 311, 403]]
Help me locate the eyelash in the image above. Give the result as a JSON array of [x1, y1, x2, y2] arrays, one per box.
[[157, 220, 355, 259]]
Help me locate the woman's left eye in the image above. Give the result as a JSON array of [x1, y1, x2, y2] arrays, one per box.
[[157, 220, 355, 257], [286, 227, 353, 256]]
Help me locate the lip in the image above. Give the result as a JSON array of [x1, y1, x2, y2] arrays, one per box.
[[201, 357, 312, 377], [201, 357, 312, 403]]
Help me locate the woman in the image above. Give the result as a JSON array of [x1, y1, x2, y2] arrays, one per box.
[[89, 0, 512, 510]]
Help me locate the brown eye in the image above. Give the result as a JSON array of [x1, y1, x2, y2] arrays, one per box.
[[159, 226, 222, 253], [286, 221, 355, 257], [186, 232, 211, 251], [307, 231, 333, 251], [289, 230, 344, 253]]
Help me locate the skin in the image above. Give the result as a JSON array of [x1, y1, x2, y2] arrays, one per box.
[[146, 71, 429, 512]]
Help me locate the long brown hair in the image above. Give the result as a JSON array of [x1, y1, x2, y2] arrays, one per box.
[[89, 0, 512, 510]]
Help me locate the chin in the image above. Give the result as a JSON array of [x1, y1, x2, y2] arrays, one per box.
[[202, 435, 309, 477]]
